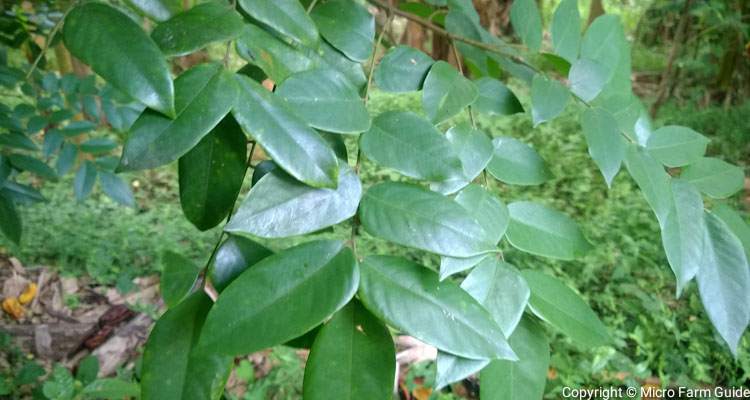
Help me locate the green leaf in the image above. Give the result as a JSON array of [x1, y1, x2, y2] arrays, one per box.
[[225, 164, 361, 238], [624, 145, 671, 226], [76, 356, 99, 386], [239, 0, 318, 47], [480, 317, 550, 400], [208, 235, 272, 292], [661, 179, 706, 295], [179, 115, 247, 231], [439, 254, 488, 282], [0, 193, 20, 244], [697, 212, 750, 356], [318, 41, 368, 91], [455, 184, 508, 245], [236, 24, 317, 83], [359, 255, 516, 360], [232, 75, 339, 188], [80, 138, 118, 155], [276, 69, 370, 134], [0, 155, 9, 187], [569, 59, 609, 102], [63, 3, 175, 117], [487, 137, 551, 186], [373, 46, 434, 93], [198, 240, 358, 356], [360, 111, 462, 182], [82, 379, 140, 399], [531, 74, 569, 126], [251, 160, 277, 186], [0, 132, 37, 151], [462, 259, 529, 337], [2, 182, 44, 205], [506, 201, 592, 260], [580, 15, 630, 97], [141, 292, 233, 400], [8, 154, 57, 181], [522, 270, 610, 346], [152, 2, 244, 57], [99, 171, 135, 207], [124, 0, 181, 21], [435, 351, 488, 390], [303, 301, 395, 400], [510, 0, 542, 52], [56, 143, 78, 176], [422, 61, 478, 124], [681, 157, 745, 199], [430, 124, 493, 194], [551, 0, 580, 63], [43, 131, 64, 157], [580, 107, 626, 187], [74, 161, 98, 202], [310, 0, 374, 62], [646, 125, 709, 168], [118, 63, 238, 171], [42, 365, 75, 400], [472, 77, 523, 116], [712, 204, 750, 259], [160, 251, 201, 308], [359, 182, 494, 257]]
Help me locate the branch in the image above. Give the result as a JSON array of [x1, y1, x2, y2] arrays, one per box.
[[367, 0, 537, 72]]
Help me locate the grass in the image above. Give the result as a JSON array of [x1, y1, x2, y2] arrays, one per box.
[[1, 90, 748, 397]]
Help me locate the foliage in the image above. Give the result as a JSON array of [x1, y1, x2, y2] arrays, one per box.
[[0, 0, 748, 399]]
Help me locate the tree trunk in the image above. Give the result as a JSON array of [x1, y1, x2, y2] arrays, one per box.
[[587, 0, 605, 26], [403, 22, 425, 51], [649, 0, 693, 117]]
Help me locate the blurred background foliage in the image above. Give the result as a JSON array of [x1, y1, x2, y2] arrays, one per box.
[[0, 0, 748, 399]]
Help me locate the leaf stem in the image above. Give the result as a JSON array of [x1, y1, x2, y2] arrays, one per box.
[[450, 41, 477, 129], [26, 2, 76, 81], [306, 0, 319, 13]]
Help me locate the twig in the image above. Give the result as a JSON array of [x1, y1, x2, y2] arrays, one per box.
[[366, 0, 538, 73], [450, 42, 477, 128], [26, 3, 76, 80]]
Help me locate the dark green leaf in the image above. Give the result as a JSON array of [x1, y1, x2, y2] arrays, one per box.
[[580, 107, 626, 187], [124, 0, 181, 21], [225, 164, 361, 238], [681, 157, 745, 199], [56, 143, 78, 175], [455, 184, 508, 245], [43, 131, 64, 157], [310, 0, 374, 62], [74, 161, 98, 201], [0, 132, 37, 151], [0, 155, 9, 187], [160, 251, 201, 308], [82, 379, 140, 399], [141, 292, 233, 400], [487, 137, 551, 185], [480, 317, 550, 400], [9, 154, 57, 181], [530, 74, 569, 126], [152, 2, 245, 57], [359, 255, 516, 360], [198, 240, 359, 356], [373, 46, 434, 92], [208, 235, 273, 292], [697, 212, 750, 356], [304, 301, 395, 400], [360, 111, 462, 182], [439, 254, 488, 282], [232, 75, 339, 188], [422, 61, 478, 124], [76, 356, 99, 386], [2, 182, 45, 204], [430, 124, 493, 194], [472, 77, 523, 116], [118, 63, 238, 171], [359, 182, 494, 257], [661, 179, 705, 295], [99, 171, 135, 207], [235, 24, 317, 83], [239, 0, 318, 47], [251, 160, 277, 186], [522, 270, 610, 346], [80, 138, 118, 155], [646, 125, 709, 168], [510, 0, 542, 52], [179, 115, 247, 231], [551, 0, 580, 63], [0, 193, 20, 244], [63, 3, 175, 117], [506, 201, 592, 260], [276, 69, 370, 134]]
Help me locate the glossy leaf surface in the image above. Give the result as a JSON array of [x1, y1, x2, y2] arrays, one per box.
[[152, 2, 245, 57], [422, 61, 478, 124], [506, 201, 591, 260], [487, 137, 551, 186]]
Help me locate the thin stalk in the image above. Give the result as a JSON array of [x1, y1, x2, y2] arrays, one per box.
[[306, 0, 319, 13], [451, 42, 477, 129], [26, 3, 76, 80]]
